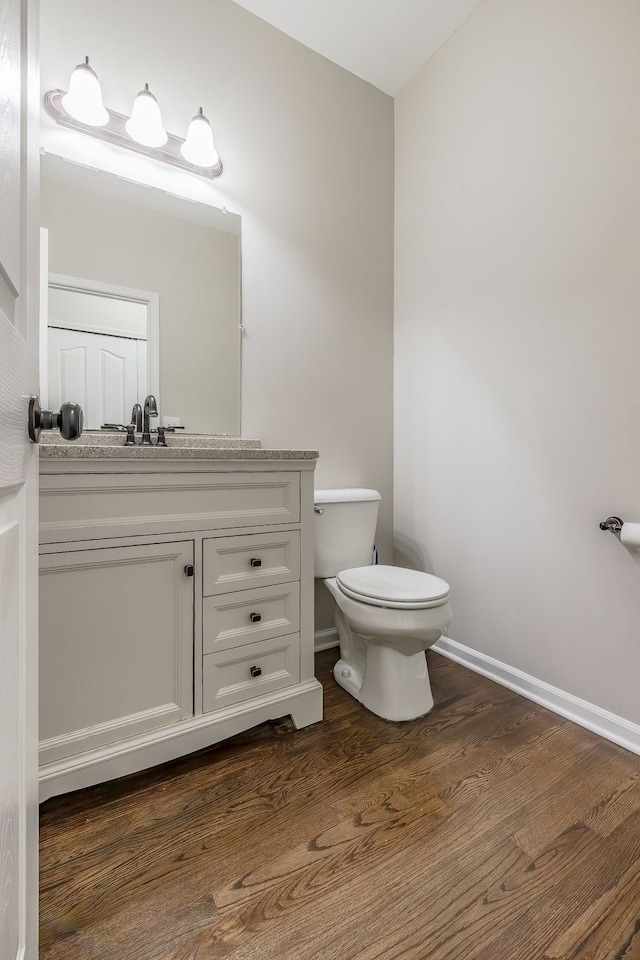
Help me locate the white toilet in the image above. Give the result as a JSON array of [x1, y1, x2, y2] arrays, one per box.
[[314, 488, 452, 722]]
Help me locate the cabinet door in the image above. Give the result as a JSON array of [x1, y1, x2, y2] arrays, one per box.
[[39, 541, 194, 764]]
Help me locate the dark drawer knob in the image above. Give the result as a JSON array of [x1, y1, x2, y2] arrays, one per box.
[[250, 665, 262, 678], [249, 612, 262, 623], [250, 558, 262, 567]]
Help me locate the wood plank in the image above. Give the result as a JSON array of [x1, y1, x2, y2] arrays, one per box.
[[544, 831, 640, 960], [512, 743, 637, 857], [581, 771, 640, 838], [473, 810, 640, 960]]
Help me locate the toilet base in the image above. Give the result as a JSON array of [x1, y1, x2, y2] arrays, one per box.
[[333, 657, 364, 701], [334, 644, 434, 722]]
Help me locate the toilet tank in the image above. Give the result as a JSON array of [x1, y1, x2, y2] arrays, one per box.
[[314, 488, 382, 578]]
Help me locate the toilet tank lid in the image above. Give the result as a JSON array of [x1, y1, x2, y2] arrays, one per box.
[[314, 488, 382, 504]]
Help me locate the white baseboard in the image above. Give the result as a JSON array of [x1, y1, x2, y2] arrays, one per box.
[[433, 636, 640, 757], [315, 628, 339, 652]]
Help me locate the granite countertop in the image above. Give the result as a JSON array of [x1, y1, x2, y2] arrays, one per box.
[[39, 433, 318, 460]]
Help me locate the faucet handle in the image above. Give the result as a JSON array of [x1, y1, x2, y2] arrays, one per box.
[[156, 426, 167, 447], [124, 424, 137, 446]]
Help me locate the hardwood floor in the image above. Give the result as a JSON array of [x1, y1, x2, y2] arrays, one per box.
[[39, 649, 640, 960]]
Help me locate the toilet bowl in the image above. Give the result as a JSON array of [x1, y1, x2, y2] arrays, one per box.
[[314, 489, 453, 722]]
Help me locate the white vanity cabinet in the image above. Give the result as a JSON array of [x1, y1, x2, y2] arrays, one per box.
[[38, 453, 322, 800]]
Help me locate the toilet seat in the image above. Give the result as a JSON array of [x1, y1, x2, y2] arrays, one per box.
[[336, 565, 450, 610]]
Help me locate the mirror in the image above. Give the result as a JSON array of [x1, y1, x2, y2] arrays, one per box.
[[40, 153, 242, 435]]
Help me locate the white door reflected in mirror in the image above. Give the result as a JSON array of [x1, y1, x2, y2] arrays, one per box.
[[46, 280, 155, 430]]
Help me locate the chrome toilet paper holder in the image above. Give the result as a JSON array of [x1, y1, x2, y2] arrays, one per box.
[[599, 516, 624, 534]]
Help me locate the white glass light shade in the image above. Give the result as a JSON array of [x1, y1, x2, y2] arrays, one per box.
[[125, 84, 167, 147], [61, 58, 109, 126], [181, 108, 220, 168]]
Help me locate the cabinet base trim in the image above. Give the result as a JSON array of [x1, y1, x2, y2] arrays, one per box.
[[39, 679, 323, 801], [40, 702, 181, 765]]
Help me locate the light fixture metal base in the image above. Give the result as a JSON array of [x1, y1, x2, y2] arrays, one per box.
[[44, 89, 223, 180]]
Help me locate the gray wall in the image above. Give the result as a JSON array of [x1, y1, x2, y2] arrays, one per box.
[[395, 0, 640, 722], [40, 0, 395, 632]]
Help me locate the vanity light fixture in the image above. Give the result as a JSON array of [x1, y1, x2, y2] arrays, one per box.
[[44, 58, 223, 180]]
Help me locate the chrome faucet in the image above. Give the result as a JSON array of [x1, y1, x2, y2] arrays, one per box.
[[141, 395, 158, 446], [130, 403, 142, 432]]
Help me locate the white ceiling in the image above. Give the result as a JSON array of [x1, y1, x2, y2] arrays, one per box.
[[230, 0, 484, 97]]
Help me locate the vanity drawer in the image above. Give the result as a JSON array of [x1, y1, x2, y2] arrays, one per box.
[[202, 634, 300, 713], [202, 530, 300, 596], [39, 471, 300, 543], [203, 583, 300, 654]]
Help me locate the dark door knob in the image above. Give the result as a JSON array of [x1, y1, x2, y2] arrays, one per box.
[[28, 396, 84, 443], [249, 612, 262, 623], [250, 558, 262, 567], [250, 665, 262, 678]]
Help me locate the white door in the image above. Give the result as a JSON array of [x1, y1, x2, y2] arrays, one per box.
[[47, 328, 141, 428], [0, 1, 40, 958]]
